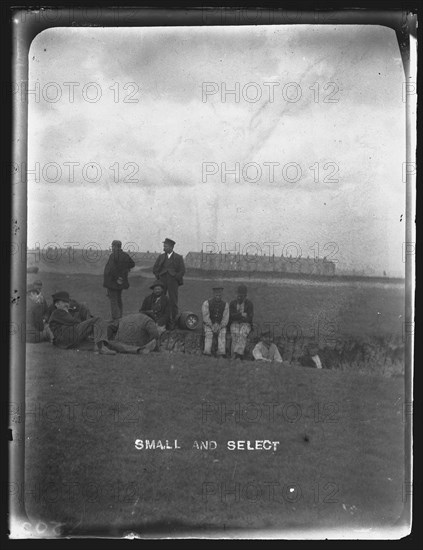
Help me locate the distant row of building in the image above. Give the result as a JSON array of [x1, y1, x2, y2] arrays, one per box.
[[184, 251, 336, 276], [28, 247, 336, 277]]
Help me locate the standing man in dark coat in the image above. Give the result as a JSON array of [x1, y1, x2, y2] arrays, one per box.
[[103, 240, 135, 320], [152, 238, 185, 329]]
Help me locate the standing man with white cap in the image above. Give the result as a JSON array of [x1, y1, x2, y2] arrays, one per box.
[[153, 238, 185, 330], [103, 240, 135, 320]]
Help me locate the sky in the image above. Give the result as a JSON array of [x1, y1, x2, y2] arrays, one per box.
[[27, 25, 406, 276]]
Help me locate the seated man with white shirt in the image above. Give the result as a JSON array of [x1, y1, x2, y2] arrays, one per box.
[[252, 330, 283, 363]]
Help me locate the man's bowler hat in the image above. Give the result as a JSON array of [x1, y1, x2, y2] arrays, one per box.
[[52, 291, 70, 303], [150, 281, 165, 290]]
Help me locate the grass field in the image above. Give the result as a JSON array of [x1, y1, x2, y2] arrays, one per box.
[[27, 271, 405, 341], [22, 272, 407, 537]]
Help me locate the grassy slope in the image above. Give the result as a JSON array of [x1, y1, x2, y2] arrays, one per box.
[[23, 272, 406, 535], [25, 345, 405, 535]]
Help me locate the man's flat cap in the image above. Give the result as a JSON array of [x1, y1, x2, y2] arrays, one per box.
[[163, 238, 176, 247]]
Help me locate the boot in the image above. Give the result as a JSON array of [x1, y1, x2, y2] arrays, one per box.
[[138, 339, 157, 354], [95, 342, 117, 355]]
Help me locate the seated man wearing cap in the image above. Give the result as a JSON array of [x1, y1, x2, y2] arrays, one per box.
[[229, 284, 254, 360], [103, 239, 135, 320], [26, 285, 54, 343], [48, 291, 116, 354], [201, 287, 229, 357], [153, 238, 185, 330], [140, 281, 170, 334], [252, 331, 283, 363]]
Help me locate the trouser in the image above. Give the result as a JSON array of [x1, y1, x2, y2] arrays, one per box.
[[26, 325, 52, 344], [58, 317, 111, 349], [204, 325, 226, 355], [159, 274, 179, 323], [230, 322, 251, 356], [106, 341, 143, 354], [107, 289, 123, 320]]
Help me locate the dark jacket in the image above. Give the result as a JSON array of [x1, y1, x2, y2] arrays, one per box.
[[153, 252, 185, 285], [48, 308, 81, 348], [229, 298, 254, 326], [46, 300, 91, 323], [103, 250, 135, 290], [140, 293, 170, 327]]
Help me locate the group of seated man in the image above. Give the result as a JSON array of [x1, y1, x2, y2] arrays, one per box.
[[26, 280, 167, 355], [200, 285, 324, 367], [26, 279, 325, 367]]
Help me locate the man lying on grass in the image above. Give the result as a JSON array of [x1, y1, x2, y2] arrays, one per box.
[[108, 312, 160, 352], [48, 291, 117, 355], [48, 291, 159, 355]]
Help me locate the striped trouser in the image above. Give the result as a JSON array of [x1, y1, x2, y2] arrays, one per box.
[[204, 325, 226, 355], [230, 322, 251, 356]]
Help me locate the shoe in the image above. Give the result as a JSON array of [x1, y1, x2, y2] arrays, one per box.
[[140, 339, 157, 354], [96, 344, 117, 355]]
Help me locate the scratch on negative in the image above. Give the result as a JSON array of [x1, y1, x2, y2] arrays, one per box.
[[131, 496, 140, 515]]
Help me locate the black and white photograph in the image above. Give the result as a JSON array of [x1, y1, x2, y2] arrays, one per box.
[[9, 6, 416, 540]]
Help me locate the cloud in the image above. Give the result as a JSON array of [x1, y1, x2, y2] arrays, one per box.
[[27, 24, 407, 276]]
